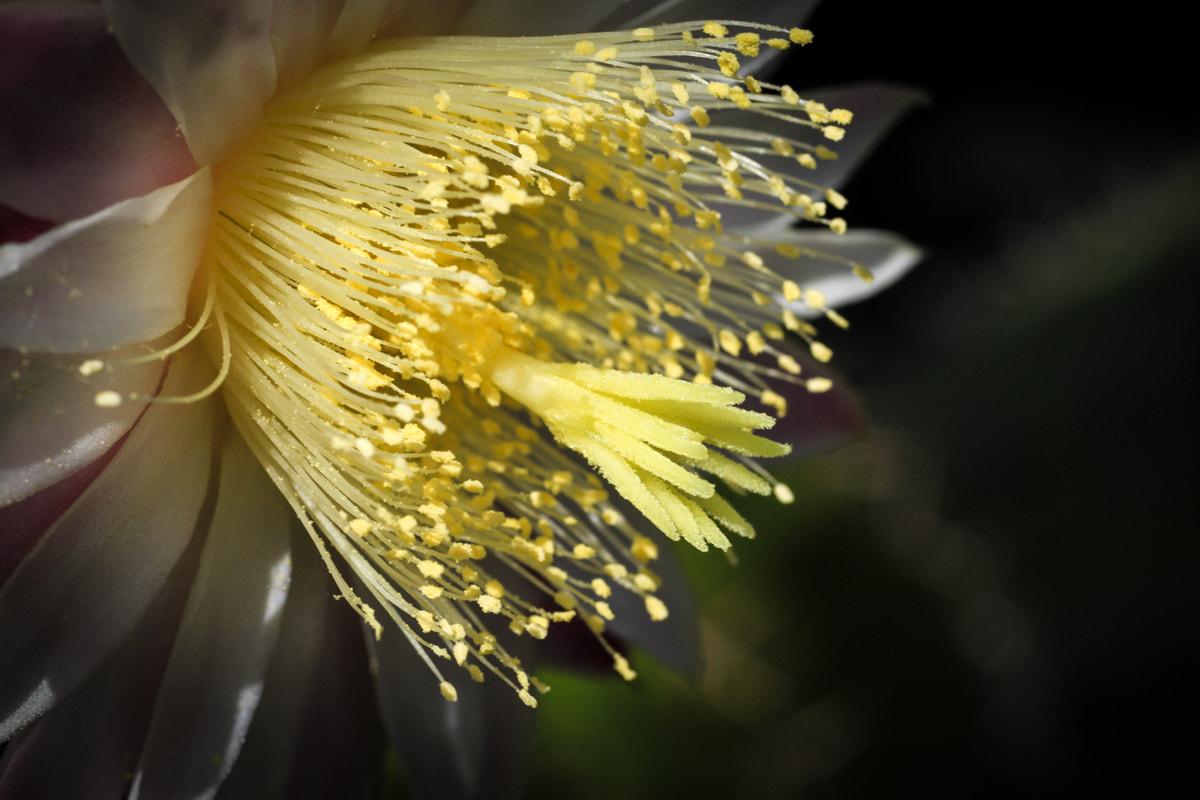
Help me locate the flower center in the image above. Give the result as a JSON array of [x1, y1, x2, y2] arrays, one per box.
[[196, 21, 863, 701]]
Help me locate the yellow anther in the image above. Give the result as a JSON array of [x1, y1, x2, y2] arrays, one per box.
[[735, 32, 761, 56], [645, 596, 669, 621]]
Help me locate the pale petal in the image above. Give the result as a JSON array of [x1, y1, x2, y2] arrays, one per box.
[[322, 0, 392, 60], [368, 619, 536, 800], [804, 84, 928, 189], [771, 228, 922, 310], [0, 169, 213, 353], [710, 84, 925, 232], [0, 347, 164, 505], [603, 537, 700, 675], [128, 433, 292, 800], [611, 0, 822, 29], [269, 0, 343, 88], [0, 528, 201, 796], [0, 3, 196, 223], [450, 0, 642, 35], [0, 355, 216, 741], [0, 433, 114, 590], [213, 529, 331, 800], [102, 0, 278, 165], [219, 546, 384, 800], [378, 0, 479, 38]]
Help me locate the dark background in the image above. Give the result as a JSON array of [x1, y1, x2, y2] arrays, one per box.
[[525, 3, 1200, 799]]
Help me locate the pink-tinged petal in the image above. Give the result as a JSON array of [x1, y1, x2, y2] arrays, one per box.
[[368, 614, 536, 800], [770, 228, 922, 310], [0, 169, 213, 353], [0, 205, 54, 246], [0, 3, 196, 224], [0, 527, 202, 797], [129, 434, 292, 800], [0, 354, 216, 741], [102, 0, 278, 165], [216, 532, 385, 800], [0, 347, 164, 506]]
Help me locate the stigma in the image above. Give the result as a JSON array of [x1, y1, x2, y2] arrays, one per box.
[[184, 21, 865, 701]]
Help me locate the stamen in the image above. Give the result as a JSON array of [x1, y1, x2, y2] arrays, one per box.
[[188, 21, 866, 695]]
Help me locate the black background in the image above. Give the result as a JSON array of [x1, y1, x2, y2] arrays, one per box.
[[527, 3, 1200, 799]]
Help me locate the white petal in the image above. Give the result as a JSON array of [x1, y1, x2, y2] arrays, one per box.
[[268, 0, 343, 89], [377, 0, 478, 38], [709, 84, 924, 231], [0, 529, 199, 796], [212, 530, 327, 800], [129, 433, 293, 800], [368, 613, 536, 800], [614, 0, 822, 29], [0, 355, 216, 741], [603, 539, 700, 674], [324, 0, 395, 61], [102, 0, 278, 165], [770, 228, 923, 310], [450, 0, 641, 35], [0, 347, 164, 506], [0, 2, 196, 223], [0, 169, 213, 353], [803, 84, 928, 189], [216, 542, 384, 800]]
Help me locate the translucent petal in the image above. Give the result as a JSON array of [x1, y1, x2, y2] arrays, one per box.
[[0, 170, 213, 353], [772, 228, 922, 310], [0, 355, 215, 741], [368, 608, 536, 800], [0, 528, 200, 794], [804, 84, 928, 189], [451, 0, 642, 35], [128, 434, 293, 800], [217, 542, 384, 800], [612, 0, 822, 29], [268, 0, 343, 89], [102, 0, 278, 165], [0, 2, 195, 223], [712, 84, 925, 232], [0, 346, 164, 505], [603, 539, 701, 675], [378, 0, 478, 37]]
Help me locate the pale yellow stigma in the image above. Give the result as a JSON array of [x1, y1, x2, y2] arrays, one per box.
[[196, 21, 868, 698]]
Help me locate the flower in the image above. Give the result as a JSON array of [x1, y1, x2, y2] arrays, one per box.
[[0, 0, 921, 797]]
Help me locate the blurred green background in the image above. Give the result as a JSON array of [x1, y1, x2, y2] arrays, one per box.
[[520, 3, 1200, 799]]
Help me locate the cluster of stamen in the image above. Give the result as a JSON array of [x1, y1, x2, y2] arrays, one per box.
[[87, 22, 875, 702]]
